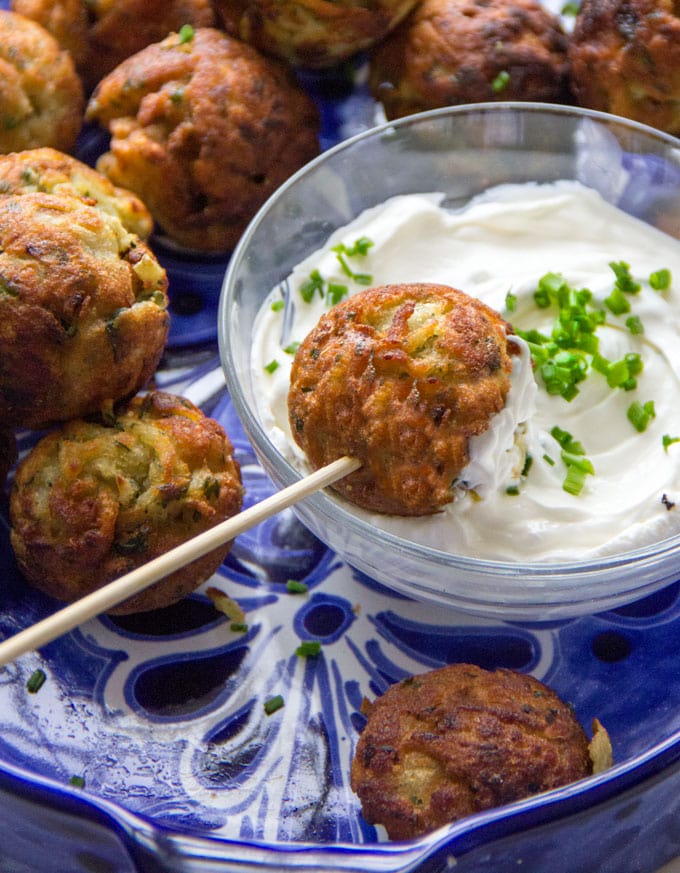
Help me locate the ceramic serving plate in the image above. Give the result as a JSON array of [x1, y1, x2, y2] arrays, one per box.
[[2, 2, 680, 872]]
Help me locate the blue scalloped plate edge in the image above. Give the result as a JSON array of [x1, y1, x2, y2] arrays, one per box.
[[3, 727, 680, 872]]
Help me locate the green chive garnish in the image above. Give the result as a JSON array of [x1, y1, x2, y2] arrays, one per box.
[[286, 579, 308, 594], [663, 435, 680, 452], [650, 268, 671, 291], [69, 775, 85, 788], [264, 694, 285, 715], [26, 668, 46, 694], [491, 70, 510, 92], [178, 24, 195, 43], [264, 359, 279, 373], [627, 400, 656, 433], [296, 641, 322, 657]]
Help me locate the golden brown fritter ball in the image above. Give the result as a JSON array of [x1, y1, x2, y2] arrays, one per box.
[[85, 27, 320, 253], [11, 0, 216, 93], [351, 663, 594, 840], [0, 10, 84, 153], [0, 429, 17, 491], [213, 0, 421, 69], [370, 0, 571, 120], [10, 391, 244, 614], [0, 191, 169, 430], [288, 283, 517, 516], [0, 148, 153, 239], [569, 0, 680, 136]]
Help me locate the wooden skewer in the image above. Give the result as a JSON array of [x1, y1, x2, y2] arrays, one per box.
[[0, 455, 361, 669]]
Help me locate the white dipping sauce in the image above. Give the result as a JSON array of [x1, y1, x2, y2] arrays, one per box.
[[251, 182, 680, 562]]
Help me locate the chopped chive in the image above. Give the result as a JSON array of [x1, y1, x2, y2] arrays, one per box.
[[560, 451, 594, 475], [627, 400, 656, 433], [561, 0, 580, 13], [264, 359, 279, 373], [351, 272, 373, 286], [326, 283, 348, 305], [296, 640, 322, 657], [332, 237, 374, 258], [286, 579, 308, 594], [491, 70, 510, 92], [650, 268, 671, 291], [264, 694, 285, 715], [505, 291, 517, 312], [543, 453, 556, 466], [610, 260, 641, 294], [230, 622, 248, 633], [563, 463, 588, 496], [178, 24, 195, 43], [299, 269, 324, 303], [271, 299, 285, 312], [604, 286, 631, 315], [625, 315, 644, 335], [69, 775, 85, 788], [663, 435, 680, 452], [283, 341, 300, 355], [550, 426, 585, 455], [505, 485, 520, 495], [26, 668, 46, 694]]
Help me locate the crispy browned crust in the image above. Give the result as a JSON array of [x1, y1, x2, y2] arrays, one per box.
[[0, 10, 83, 152], [10, 390, 244, 614], [213, 0, 421, 69], [85, 27, 320, 253], [0, 147, 153, 239], [288, 283, 516, 516], [350, 663, 592, 840], [569, 0, 680, 135], [0, 191, 169, 429], [11, 0, 216, 92], [370, 0, 571, 120]]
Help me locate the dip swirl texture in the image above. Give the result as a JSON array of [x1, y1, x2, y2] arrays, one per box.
[[252, 183, 680, 562]]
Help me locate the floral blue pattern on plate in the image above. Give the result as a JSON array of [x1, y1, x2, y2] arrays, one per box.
[[3, 356, 680, 872]]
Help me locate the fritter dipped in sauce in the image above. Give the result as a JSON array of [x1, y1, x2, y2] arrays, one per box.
[[288, 282, 518, 516], [351, 662, 610, 840], [10, 391, 244, 614]]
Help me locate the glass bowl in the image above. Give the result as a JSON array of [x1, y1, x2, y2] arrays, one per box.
[[220, 102, 680, 621]]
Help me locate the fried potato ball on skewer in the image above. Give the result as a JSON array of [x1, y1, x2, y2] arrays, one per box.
[[288, 282, 518, 516]]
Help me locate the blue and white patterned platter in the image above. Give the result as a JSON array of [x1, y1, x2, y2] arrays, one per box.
[[3, 3, 680, 872]]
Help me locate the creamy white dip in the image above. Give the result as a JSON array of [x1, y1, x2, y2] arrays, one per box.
[[251, 182, 680, 562]]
